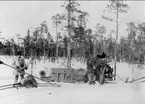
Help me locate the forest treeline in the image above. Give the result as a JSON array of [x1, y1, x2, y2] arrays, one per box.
[[0, 0, 145, 65]]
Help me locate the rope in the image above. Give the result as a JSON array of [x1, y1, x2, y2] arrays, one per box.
[[112, 74, 129, 83], [116, 74, 127, 82]]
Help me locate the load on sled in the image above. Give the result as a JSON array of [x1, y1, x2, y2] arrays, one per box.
[[39, 52, 114, 85]]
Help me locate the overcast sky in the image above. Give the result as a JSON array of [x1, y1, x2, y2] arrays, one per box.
[[0, 1, 144, 42]]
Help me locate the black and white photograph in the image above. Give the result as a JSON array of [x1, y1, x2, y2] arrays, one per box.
[[0, 0, 145, 104]]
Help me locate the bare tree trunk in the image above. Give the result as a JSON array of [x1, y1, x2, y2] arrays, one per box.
[[114, 0, 119, 80], [67, 43, 71, 69], [93, 39, 97, 57], [67, 0, 71, 70], [43, 40, 46, 63], [56, 20, 59, 63], [34, 43, 37, 64], [31, 50, 33, 75], [24, 44, 25, 57], [12, 42, 15, 57]]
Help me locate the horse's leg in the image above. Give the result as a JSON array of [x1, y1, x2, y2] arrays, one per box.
[[89, 73, 95, 85], [87, 73, 91, 85], [92, 74, 96, 85], [66, 75, 70, 83]]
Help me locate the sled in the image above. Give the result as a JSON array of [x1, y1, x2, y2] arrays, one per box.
[[49, 68, 69, 82], [46, 68, 87, 83]]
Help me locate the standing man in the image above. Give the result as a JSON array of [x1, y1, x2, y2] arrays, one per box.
[[86, 56, 97, 85], [95, 52, 107, 80], [12, 51, 28, 86]]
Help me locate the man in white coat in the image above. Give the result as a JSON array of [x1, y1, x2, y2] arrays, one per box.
[[12, 51, 28, 86]]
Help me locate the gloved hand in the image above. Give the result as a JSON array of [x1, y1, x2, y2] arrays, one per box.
[[16, 66, 20, 69], [0, 60, 4, 64], [16, 66, 22, 72]]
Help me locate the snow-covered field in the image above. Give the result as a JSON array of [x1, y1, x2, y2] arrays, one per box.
[[0, 56, 145, 104]]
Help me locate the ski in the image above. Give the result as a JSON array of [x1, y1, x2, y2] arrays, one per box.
[[0, 86, 17, 91], [0, 82, 60, 91], [0, 82, 21, 88]]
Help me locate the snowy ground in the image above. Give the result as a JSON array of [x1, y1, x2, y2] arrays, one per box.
[[0, 56, 145, 104]]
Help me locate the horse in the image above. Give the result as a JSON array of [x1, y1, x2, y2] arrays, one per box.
[[66, 68, 87, 83]]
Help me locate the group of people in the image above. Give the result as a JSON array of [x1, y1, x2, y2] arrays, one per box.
[[85, 52, 113, 85], [12, 50, 112, 87]]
